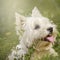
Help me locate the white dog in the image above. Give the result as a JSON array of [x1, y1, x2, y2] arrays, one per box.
[[8, 7, 58, 60]]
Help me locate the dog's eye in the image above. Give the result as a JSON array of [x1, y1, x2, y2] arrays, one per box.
[[34, 25, 40, 29]]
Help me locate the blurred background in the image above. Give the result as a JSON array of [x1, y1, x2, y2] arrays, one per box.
[[0, 0, 60, 60]]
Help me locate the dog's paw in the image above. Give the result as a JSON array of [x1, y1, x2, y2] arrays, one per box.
[[49, 48, 58, 57], [52, 52, 58, 57]]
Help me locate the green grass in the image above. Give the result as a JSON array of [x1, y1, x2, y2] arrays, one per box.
[[0, 31, 19, 60], [0, 0, 60, 60]]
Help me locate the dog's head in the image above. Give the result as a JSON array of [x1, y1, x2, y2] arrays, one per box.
[[15, 7, 58, 44]]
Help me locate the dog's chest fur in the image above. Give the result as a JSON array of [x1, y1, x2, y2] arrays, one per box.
[[30, 41, 51, 60]]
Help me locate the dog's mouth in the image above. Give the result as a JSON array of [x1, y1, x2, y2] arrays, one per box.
[[42, 34, 54, 43]]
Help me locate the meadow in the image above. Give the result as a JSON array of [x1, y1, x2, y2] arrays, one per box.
[[0, 0, 60, 60]]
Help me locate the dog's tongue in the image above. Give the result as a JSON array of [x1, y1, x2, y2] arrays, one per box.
[[46, 36, 54, 43]]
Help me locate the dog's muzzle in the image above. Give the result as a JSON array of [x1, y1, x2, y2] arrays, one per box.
[[42, 27, 54, 43]]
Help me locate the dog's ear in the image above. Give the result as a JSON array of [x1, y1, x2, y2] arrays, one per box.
[[15, 12, 26, 36], [32, 7, 42, 17], [15, 12, 26, 26]]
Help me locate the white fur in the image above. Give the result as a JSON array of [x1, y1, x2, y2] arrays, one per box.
[[8, 7, 58, 60]]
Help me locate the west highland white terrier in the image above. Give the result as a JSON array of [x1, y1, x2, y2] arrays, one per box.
[[8, 7, 58, 60]]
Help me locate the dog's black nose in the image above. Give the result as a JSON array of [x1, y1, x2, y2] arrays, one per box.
[[47, 27, 53, 33]]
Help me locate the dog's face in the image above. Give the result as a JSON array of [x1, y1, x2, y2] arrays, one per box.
[[15, 7, 58, 44]]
